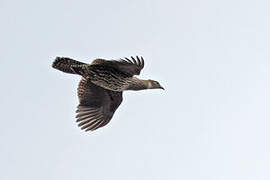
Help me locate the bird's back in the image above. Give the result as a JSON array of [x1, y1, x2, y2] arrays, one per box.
[[52, 56, 145, 92], [72, 64, 132, 91]]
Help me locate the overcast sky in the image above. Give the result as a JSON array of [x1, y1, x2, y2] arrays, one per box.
[[1, 0, 270, 179]]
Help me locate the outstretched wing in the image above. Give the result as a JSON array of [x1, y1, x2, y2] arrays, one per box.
[[76, 78, 123, 131], [91, 56, 145, 76]]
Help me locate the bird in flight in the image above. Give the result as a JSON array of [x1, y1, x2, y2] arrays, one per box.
[[52, 56, 164, 132]]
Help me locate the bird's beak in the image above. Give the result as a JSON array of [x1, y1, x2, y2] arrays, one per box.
[[159, 86, 165, 90]]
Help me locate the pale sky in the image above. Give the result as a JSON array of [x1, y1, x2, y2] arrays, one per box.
[[1, 0, 270, 179]]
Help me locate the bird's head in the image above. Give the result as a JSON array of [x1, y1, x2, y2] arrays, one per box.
[[146, 80, 164, 90]]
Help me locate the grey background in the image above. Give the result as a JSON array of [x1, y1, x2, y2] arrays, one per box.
[[1, 0, 270, 179]]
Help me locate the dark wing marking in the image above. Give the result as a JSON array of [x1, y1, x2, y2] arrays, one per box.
[[118, 56, 145, 75], [90, 56, 145, 76], [76, 78, 123, 131]]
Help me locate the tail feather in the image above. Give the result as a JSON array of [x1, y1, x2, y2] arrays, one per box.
[[52, 57, 87, 74]]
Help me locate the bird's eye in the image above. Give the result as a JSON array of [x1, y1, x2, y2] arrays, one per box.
[[153, 81, 159, 85]]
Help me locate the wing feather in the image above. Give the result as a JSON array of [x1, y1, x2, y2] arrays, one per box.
[[91, 56, 145, 76], [76, 78, 123, 132]]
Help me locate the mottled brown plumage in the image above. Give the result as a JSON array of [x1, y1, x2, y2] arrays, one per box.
[[52, 56, 163, 132]]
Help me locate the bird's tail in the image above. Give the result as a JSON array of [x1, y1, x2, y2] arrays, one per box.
[[52, 57, 87, 74]]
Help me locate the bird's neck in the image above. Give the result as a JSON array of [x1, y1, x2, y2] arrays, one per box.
[[126, 77, 149, 91]]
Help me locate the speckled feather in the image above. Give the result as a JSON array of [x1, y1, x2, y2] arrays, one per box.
[[76, 78, 122, 131], [70, 56, 146, 91]]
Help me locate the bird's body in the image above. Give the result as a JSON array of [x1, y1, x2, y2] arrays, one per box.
[[76, 64, 146, 91], [52, 56, 163, 132]]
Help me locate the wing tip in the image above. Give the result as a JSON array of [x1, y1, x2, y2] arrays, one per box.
[[76, 106, 107, 132], [119, 55, 145, 68]]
